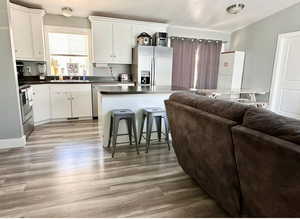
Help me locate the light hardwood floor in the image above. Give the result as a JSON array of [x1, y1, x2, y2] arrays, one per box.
[[0, 120, 228, 218]]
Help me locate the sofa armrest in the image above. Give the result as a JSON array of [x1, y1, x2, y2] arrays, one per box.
[[165, 100, 241, 216], [232, 125, 300, 217]]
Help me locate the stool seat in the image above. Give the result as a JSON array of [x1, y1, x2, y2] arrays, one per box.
[[143, 107, 165, 113], [111, 109, 134, 116]]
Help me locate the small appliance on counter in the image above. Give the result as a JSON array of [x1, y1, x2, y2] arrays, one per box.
[[37, 62, 47, 80], [152, 32, 169, 47], [119, 73, 129, 82], [16, 61, 25, 76], [137, 32, 152, 46]]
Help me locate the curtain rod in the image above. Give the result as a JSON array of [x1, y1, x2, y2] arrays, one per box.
[[169, 36, 228, 44]]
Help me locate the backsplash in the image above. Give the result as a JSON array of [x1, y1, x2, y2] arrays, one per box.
[[19, 61, 131, 79], [93, 64, 131, 79]]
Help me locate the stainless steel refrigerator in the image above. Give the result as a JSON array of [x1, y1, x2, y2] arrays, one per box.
[[132, 46, 173, 86]]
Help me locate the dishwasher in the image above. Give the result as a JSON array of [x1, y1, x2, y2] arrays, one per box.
[[92, 82, 134, 119]]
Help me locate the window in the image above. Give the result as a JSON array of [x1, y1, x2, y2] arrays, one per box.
[[47, 31, 90, 76]]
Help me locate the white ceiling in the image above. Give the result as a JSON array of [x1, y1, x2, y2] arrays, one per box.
[[11, 0, 300, 32]]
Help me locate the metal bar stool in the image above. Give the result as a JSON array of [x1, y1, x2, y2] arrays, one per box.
[[138, 107, 170, 153], [108, 109, 139, 158]]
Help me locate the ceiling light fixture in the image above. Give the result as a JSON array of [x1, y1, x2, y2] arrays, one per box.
[[62, 7, 73, 17], [226, 3, 245, 15]]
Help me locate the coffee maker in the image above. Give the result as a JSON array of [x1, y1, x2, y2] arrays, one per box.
[[16, 61, 25, 76]]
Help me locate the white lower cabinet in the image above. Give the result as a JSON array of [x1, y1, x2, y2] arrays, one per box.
[[50, 89, 72, 119], [50, 84, 92, 120], [32, 84, 51, 125], [71, 90, 92, 117], [31, 84, 92, 125]]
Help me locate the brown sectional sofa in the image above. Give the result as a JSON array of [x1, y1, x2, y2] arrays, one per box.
[[165, 92, 300, 217]]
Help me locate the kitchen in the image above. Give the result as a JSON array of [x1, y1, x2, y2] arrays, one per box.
[[10, 1, 266, 148], [3, 0, 300, 217], [13, 3, 178, 142]]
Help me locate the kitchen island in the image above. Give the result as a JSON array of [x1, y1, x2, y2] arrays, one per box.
[[97, 86, 183, 147]]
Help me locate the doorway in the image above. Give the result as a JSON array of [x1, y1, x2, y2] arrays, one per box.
[[270, 31, 300, 119]]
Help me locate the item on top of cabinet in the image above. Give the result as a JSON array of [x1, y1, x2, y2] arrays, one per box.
[[137, 32, 152, 46], [119, 73, 129, 82], [152, 32, 168, 47]]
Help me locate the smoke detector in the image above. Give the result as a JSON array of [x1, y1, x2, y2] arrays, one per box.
[[62, 7, 73, 17], [226, 3, 245, 14]]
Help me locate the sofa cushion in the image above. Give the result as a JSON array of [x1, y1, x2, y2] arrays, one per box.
[[169, 92, 249, 123], [243, 107, 300, 145]]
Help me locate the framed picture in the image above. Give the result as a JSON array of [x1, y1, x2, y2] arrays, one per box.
[[67, 63, 79, 74]]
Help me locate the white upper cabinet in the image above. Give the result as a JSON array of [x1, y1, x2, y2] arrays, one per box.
[[49, 33, 88, 56], [10, 3, 45, 61], [112, 23, 132, 64], [30, 11, 45, 60], [10, 5, 33, 60], [89, 16, 168, 64], [91, 21, 114, 63]]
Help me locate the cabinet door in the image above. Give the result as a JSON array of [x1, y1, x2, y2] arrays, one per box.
[[112, 23, 132, 64], [32, 85, 50, 124], [69, 34, 89, 56], [50, 86, 71, 119], [30, 13, 45, 61], [71, 89, 92, 118], [91, 22, 113, 63], [10, 6, 34, 60]]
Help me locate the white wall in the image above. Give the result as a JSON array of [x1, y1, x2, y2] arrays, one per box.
[[44, 14, 90, 29], [231, 2, 300, 91], [167, 25, 231, 50], [0, 0, 24, 144]]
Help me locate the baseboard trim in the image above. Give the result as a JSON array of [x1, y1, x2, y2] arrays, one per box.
[[35, 117, 93, 126], [0, 135, 26, 149]]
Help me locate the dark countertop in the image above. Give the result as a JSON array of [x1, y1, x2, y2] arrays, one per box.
[[19, 80, 135, 86], [18, 76, 133, 86], [98, 85, 186, 94], [20, 81, 118, 85]]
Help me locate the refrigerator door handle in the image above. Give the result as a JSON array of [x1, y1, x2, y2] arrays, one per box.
[[152, 57, 155, 86]]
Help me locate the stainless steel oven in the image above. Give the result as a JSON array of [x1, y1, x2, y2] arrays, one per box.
[[19, 85, 34, 138]]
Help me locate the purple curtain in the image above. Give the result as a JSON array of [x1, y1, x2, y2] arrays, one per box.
[[196, 41, 222, 89], [171, 38, 197, 89]]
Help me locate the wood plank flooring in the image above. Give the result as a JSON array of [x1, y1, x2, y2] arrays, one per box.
[[0, 120, 228, 218]]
